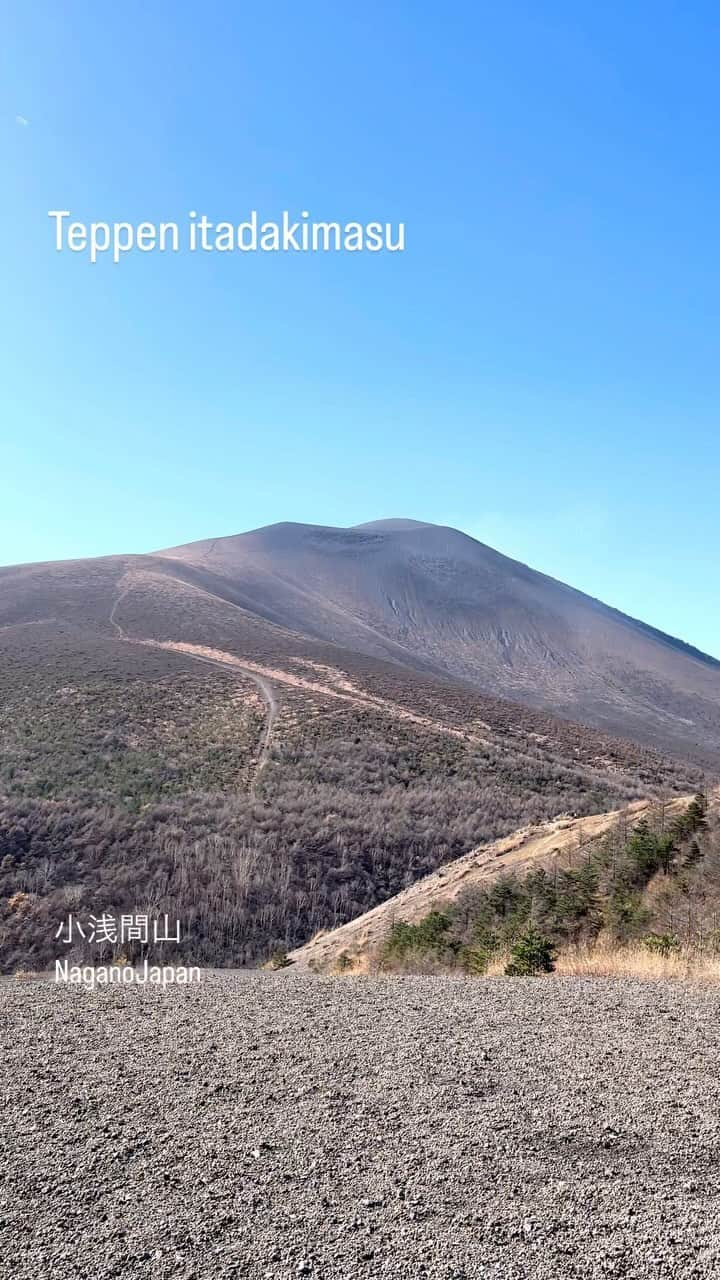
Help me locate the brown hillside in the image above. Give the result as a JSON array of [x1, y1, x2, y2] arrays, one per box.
[[290, 797, 695, 973]]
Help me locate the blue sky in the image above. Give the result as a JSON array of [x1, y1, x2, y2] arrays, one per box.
[[3, 2, 720, 655]]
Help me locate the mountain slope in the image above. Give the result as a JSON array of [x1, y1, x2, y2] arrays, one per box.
[[0, 520, 712, 968], [291, 790, 720, 976], [154, 520, 720, 762], [289, 798, 692, 972], [2, 621, 690, 969], [2, 518, 720, 765]]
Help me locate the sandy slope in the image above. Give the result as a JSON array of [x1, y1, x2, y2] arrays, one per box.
[[290, 796, 693, 972]]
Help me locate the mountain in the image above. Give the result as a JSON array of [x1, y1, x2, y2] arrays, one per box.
[[0, 519, 713, 968], [152, 519, 720, 763]]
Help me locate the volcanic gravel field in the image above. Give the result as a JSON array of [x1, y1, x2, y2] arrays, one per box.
[[3, 972, 720, 1279]]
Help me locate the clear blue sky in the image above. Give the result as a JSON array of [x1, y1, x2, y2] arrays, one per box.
[[3, 2, 720, 656]]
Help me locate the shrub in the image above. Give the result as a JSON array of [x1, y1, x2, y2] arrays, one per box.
[[642, 932, 680, 958], [459, 944, 494, 975], [381, 910, 454, 965], [269, 947, 292, 970], [505, 927, 556, 976]]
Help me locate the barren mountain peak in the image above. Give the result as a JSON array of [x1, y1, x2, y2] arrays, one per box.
[[3, 517, 720, 764], [351, 518, 438, 531]]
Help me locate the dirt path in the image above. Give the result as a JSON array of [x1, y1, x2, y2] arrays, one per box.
[[246, 672, 277, 781], [148, 639, 491, 748], [175, 648, 278, 791], [107, 569, 491, 749], [109, 584, 278, 793], [0, 617, 58, 633], [109, 582, 132, 638]]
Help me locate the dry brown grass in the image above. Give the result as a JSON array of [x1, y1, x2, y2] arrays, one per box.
[[554, 941, 720, 983], [355, 941, 720, 984]]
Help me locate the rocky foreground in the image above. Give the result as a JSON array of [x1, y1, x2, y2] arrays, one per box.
[[3, 973, 720, 1279]]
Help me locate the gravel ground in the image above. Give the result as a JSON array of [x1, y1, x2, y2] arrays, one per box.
[[3, 972, 720, 1280]]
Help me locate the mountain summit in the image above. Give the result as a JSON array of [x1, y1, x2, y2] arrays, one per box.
[[1, 519, 719, 763], [153, 519, 720, 760]]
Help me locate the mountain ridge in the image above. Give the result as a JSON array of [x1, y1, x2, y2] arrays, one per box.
[[148, 519, 720, 763], [4, 518, 718, 671], [2, 518, 720, 765], [158, 519, 719, 670]]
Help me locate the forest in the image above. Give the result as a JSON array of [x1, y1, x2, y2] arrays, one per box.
[[0, 646, 700, 970], [378, 795, 715, 974]]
